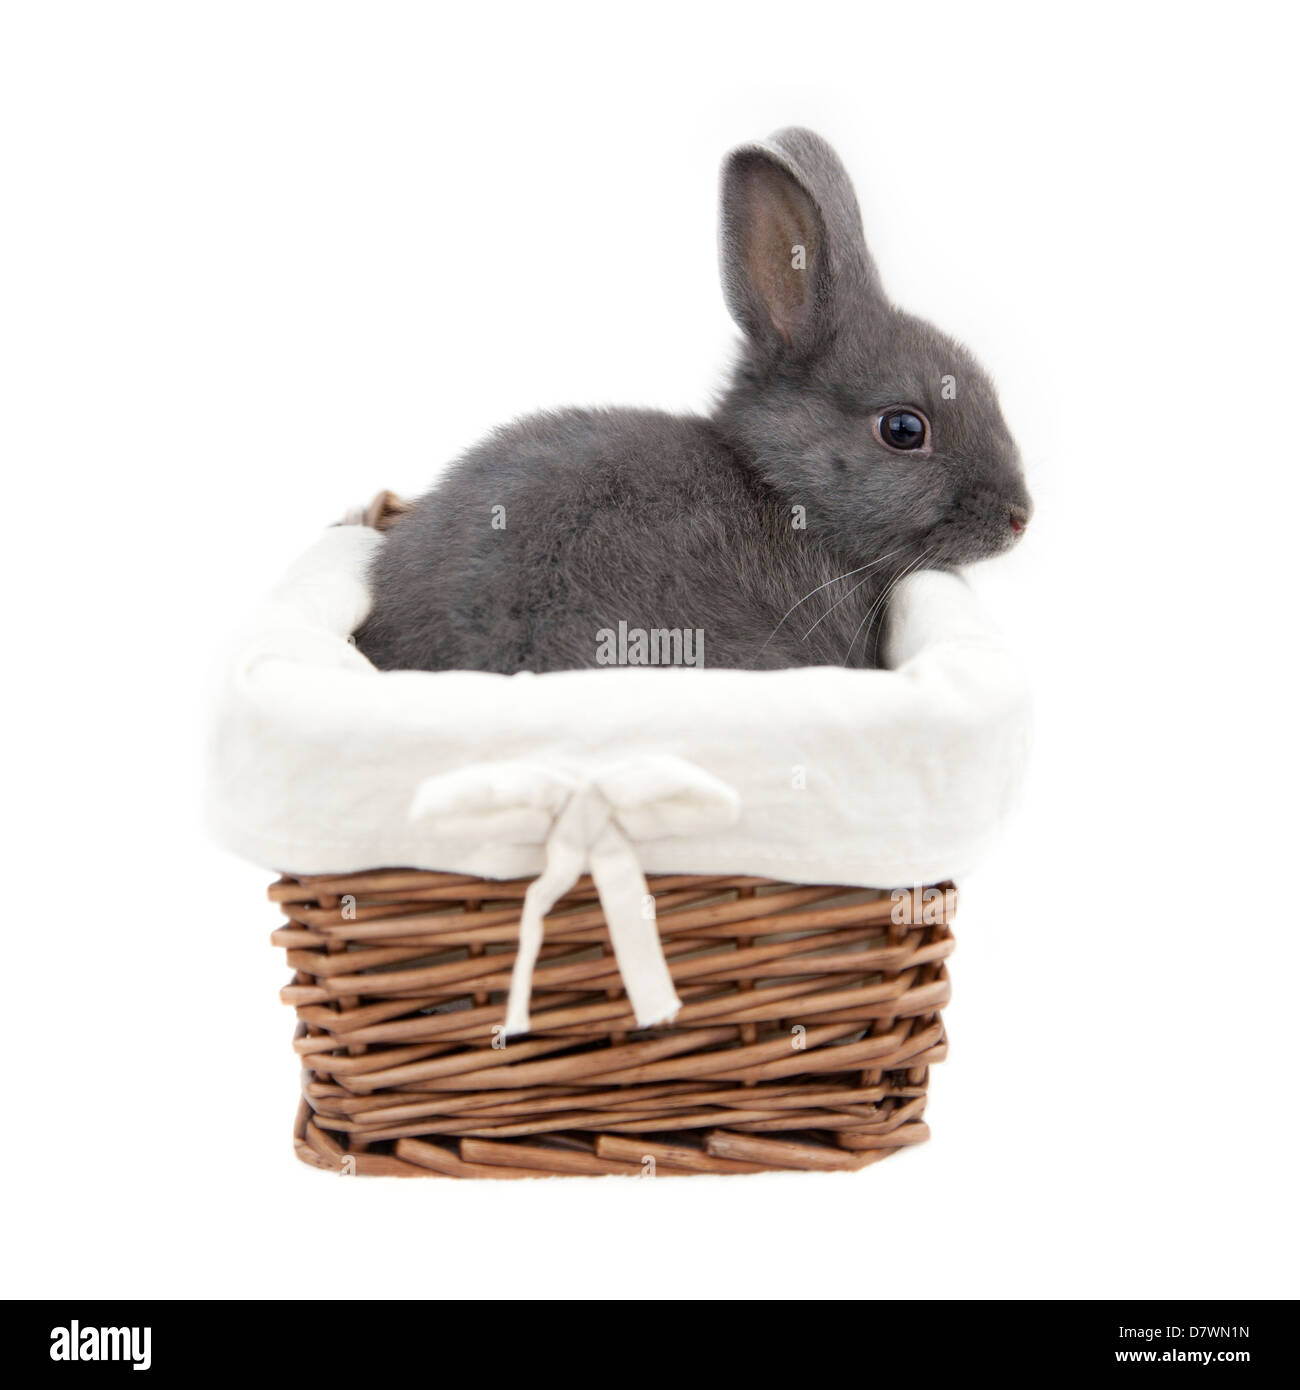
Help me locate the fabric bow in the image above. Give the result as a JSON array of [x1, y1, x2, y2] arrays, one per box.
[[409, 755, 741, 1036]]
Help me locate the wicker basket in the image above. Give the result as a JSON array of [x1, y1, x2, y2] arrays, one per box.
[[273, 869, 954, 1178]]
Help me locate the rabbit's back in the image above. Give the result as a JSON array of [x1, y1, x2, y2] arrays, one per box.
[[352, 129, 1032, 675], [354, 407, 858, 673]]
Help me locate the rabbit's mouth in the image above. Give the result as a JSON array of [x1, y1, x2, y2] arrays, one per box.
[[925, 492, 1033, 564]]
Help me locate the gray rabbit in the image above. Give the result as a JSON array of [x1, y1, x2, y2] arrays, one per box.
[[354, 128, 1031, 673]]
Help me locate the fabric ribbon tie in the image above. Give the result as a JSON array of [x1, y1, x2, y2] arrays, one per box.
[[409, 756, 741, 1037]]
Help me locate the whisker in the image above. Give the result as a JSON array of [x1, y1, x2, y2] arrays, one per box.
[[842, 548, 933, 667], [802, 572, 874, 639], [871, 548, 938, 665], [757, 548, 900, 658], [878, 549, 936, 652]]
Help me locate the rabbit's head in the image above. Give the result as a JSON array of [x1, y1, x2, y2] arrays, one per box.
[[715, 127, 1032, 571]]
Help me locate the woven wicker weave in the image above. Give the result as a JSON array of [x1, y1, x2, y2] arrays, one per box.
[[273, 869, 953, 1177]]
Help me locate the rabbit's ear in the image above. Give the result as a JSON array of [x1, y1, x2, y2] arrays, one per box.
[[720, 128, 880, 357]]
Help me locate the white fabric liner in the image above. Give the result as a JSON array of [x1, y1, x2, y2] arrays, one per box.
[[207, 524, 1031, 888]]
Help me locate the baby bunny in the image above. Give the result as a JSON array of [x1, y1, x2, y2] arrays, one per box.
[[354, 127, 1032, 673]]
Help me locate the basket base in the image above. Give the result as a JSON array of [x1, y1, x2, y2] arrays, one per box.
[[276, 869, 953, 1178], [292, 1096, 934, 1178]]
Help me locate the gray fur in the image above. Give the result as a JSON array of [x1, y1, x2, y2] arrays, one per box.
[[355, 128, 1032, 673]]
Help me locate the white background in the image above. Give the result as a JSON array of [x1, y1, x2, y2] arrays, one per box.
[[3, 1, 1296, 1300]]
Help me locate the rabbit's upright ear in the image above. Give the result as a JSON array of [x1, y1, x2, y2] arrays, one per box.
[[720, 128, 880, 358]]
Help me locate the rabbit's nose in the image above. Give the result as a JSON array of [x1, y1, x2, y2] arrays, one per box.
[[1009, 505, 1030, 534]]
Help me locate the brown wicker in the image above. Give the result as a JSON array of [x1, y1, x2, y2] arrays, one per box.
[[272, 869, 954, 1177], [361, 488, 413, 531]]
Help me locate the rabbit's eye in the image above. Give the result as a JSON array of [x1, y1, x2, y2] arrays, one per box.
[[875, 408, 930, 453]]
